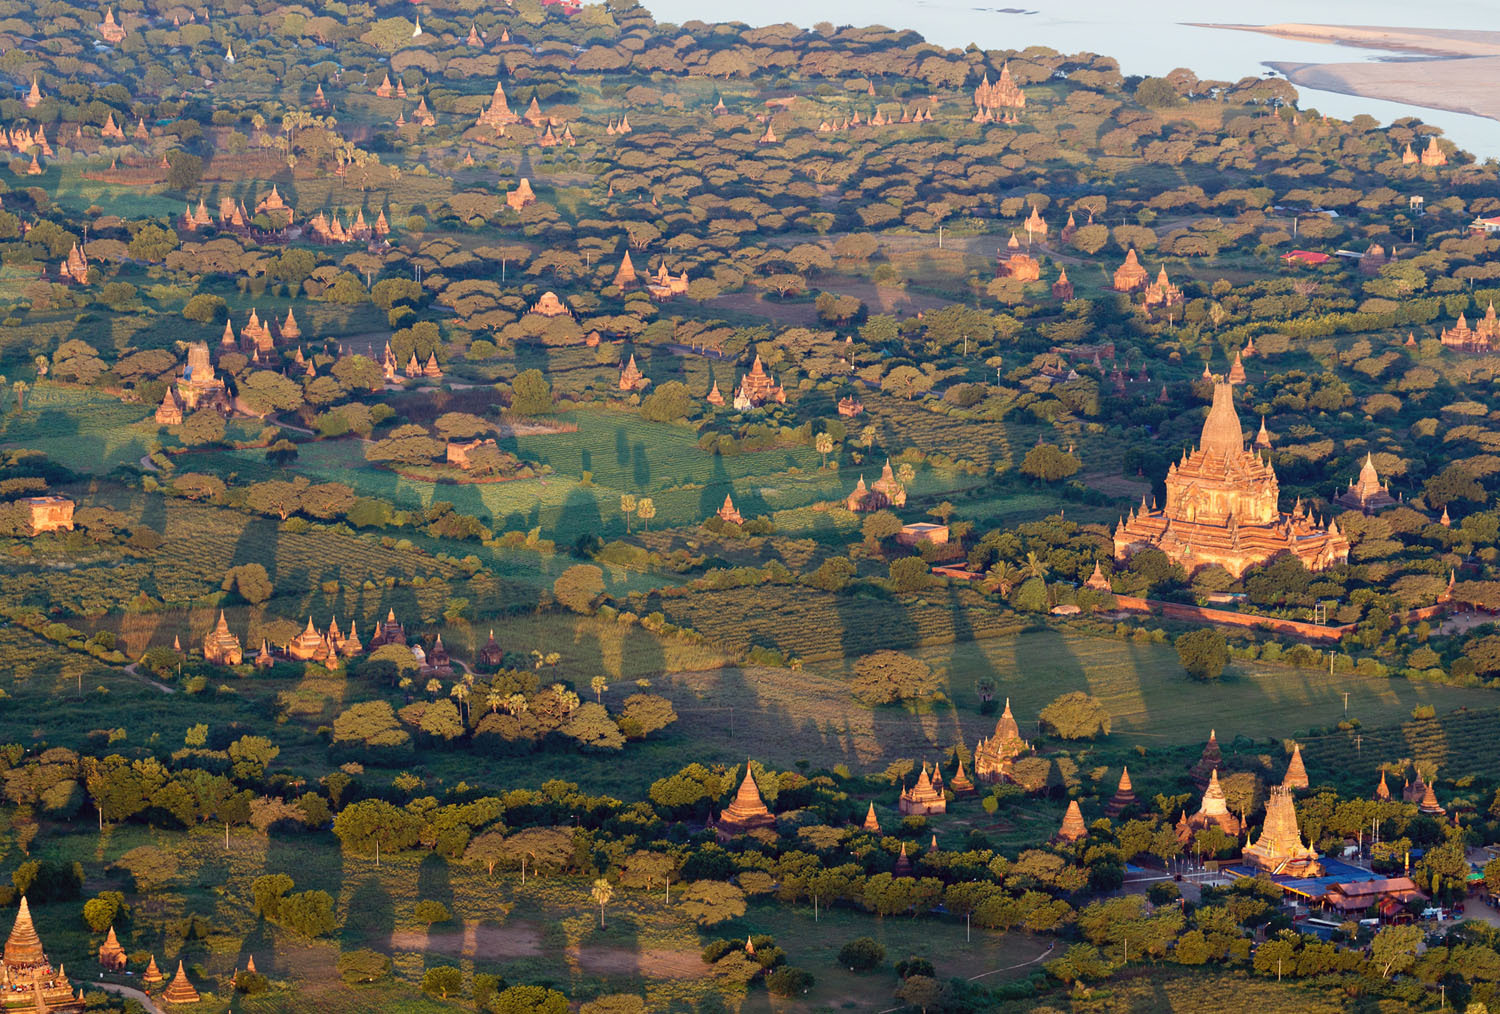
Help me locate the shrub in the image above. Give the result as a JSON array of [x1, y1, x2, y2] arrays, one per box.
[[767, 966, 814, 996], [838, 936, 885, 971], [336, 949, 391, 984], [421, 965, 463, 999], [413, 900, 451, 925], [1175, 628, 1228, 681]]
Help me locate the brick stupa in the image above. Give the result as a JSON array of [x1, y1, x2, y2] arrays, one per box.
[[2, 897, 85, 1011], [1189, 729, 1222, 789], [714, 761, 776, 836], [862, 802, 880, 834], [97, 926, 125, 971], [1281, 743, 1309, 790], [1103, 767, 1137, 818], [1057, 800, 1087, 843], [161, 960, 200, 1004]]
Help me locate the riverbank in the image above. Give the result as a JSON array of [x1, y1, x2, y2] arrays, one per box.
[[1204, 23, 1500, 125]]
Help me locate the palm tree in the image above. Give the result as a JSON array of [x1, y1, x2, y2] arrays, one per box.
[[425, 677, 442, 698], [591, 878, 614, 928], [590, 676, 608, 703], [620, 494, 636, 533], [815, 431, 833, 467], [486, 688, 505, 714], [896, 462, 916, 485], [1024, 551, 1048, 581], [636, 497, 656, 532], [989, 562, 1022, 597], [449, 682, 470, 723], [504, 693, 528, 716]]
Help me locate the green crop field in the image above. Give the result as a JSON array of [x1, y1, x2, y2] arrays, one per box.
[[0, 383, 156, 472], [889, 628, 1500, 747]]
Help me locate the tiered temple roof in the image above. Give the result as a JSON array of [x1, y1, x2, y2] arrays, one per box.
[[203, 611, 243, 665], [1418, 781, 1446, 818], [899, 764, 946, 816], [368, 608, 406, 648], [1440, 303, 1500, 352], [732, 355, 785, 409], [506, 177, 536, 211], [1114, 381, 1349, 578], [1243, 786, 1321, 877], [974, 699, 1030, 782], [949, 749, 975, 794], [1335, 452, 1399, 513], [1113, 249, 1149, 292], [1143, 265, 1183, 310]]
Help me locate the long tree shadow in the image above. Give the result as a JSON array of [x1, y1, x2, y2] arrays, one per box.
[[341, 874, 395, 947]]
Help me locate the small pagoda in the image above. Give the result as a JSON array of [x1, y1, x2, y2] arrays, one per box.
[[368, 609, 406, 648], [716, 495, 743, 525], [478, 631, 504, 670], [949, 749, 975, 794], [1189, 729, 1223, 789], [1057, 800, 1087, 843], [1281, 743, 1309, 790], [618, 355, 649, 392], [1374, 769, 1392, 802], [612, 251, 638, 290], [1418, 782, 1447, 818], [160, 960, 200, 1004], [1243, 786, 1321, 877], [143, 955, 163, 987], [97, 927, 126, 971], [714, 762, 777, 837], [861, 802, 881, 834], [1103, 767, 1137, 818]]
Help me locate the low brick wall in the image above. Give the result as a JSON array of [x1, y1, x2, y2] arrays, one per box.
[[1112, 595, 1354, 642]]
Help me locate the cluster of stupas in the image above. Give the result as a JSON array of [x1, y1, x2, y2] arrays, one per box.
[[57, 243, 88, 285], [1113, 380, 1350, 578], [404, 350, 444, 380], [252, 185, 293, 228], [221, 307, 300, 356], [816, 105, 934, 132], [307, 208, 383, 244], [374, 74, 407, 100], [845, 460, 907, 512], [604, 115, 632, 135], [971, 64, 1026, 122], [1401, 136, 1447, 167], [731, 355, 785, 410], [196, 607, 438, 671], [1439, 303, 1500, 352], [2, 123, 51, 155], [646, 261, 689, 300], [155, 342, 230, 424]]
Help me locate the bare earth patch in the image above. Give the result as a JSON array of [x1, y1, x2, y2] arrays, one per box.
[[389, 922, 707, 979]]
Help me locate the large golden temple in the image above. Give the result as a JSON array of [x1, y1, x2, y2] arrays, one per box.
[[1114, 380, 1349, 578], [0, 897, 85, 1011]]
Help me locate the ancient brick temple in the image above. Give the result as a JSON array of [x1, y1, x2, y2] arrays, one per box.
[[1176, 769, 1241, 844], [1243, 786, 1321, 877], [898, 763, 946, 816], [973, 699, 1029, 783], [1114, 381, 1350, 578], [714, 761, 776, 837], [0, 897, 85, 1011]]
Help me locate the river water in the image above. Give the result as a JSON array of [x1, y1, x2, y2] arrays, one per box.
[[645, 0, 1500, 158]]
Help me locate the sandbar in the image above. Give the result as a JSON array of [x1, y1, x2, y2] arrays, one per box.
[[1195, 23, 1500, 124]]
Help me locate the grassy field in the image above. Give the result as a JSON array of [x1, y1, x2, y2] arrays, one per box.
[[16, 820, 1048, 1014], [0, 383, 157, 472], [178, 406, 986, 543]]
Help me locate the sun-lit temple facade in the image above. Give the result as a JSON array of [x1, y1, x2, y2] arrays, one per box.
[[1113, 380, 1349, 578], [0, 897, 85, 1011]]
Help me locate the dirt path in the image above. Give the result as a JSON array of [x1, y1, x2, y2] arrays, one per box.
[[96, 983, 164, 1014], [387, 921, 708, 979], [122, 663, 176, 694]]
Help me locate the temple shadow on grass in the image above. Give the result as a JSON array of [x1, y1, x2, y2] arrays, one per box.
[[341, 874, 395, 947]]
